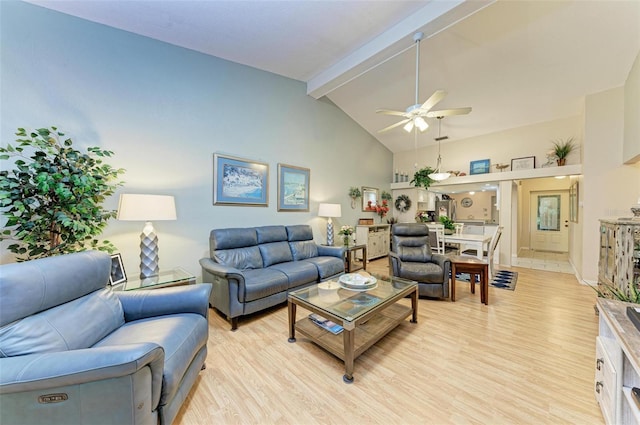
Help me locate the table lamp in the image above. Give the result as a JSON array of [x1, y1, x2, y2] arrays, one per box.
[[117, 194, 177, 278], [318, 203, 341, 246]]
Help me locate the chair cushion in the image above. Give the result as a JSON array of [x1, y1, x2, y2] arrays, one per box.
[[289, 241, 318, 261], [397, 245, 430, 263], [214, 246, 263, 270], [302, 257, 345, 279], [268, 261, 318, 288], [259, 241, 294, 267], [0, 288, 124, 357], [93, 313, 208, 406], [242, 268, 289, 302], [398, 262, 444, 284]]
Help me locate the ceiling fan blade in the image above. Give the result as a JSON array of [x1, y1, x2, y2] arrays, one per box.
[[378, 119, 410, 133], [376, 109, 408, 117], [427, 107, 472, 118], [418, 90, 447, 112]]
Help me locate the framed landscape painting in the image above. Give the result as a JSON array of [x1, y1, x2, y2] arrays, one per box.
[[470, 159, 490, 175], [277, 163, 310, 212], [213, 153, 268, 206]]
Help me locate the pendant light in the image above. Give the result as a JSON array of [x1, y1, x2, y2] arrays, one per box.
[[428, 117, 451, 182]]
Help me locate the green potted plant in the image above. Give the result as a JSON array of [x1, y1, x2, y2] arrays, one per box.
[[348, 186, 361, 209], [551, 137, 576, 166], [410, 167, 435, 189], [0, 127, 125, 260], [439, 215, 455, 233]]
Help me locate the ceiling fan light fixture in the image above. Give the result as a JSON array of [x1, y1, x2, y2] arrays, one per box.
[[403, 121, 414, 133], [415, 117, 429, 132]]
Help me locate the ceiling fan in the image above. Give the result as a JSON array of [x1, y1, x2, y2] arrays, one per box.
[[376, 32, 472, 134]]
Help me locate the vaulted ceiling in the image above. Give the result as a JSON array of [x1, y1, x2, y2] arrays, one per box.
[[26, 0, 640, 153]]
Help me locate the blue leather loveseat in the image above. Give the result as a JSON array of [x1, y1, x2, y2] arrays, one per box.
[[0, 251, 211, 425], [200, 224, 345, 330]]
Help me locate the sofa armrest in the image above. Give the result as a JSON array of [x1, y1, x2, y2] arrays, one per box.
[[428, 253, 450, 269], [115, 284, 212, 321], [199, 258, 245, 282], [389, 251, 401, 276], [317, 245, 345, 258], [0, 343, 164, 407]]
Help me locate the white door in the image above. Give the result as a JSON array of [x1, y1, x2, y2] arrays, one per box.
[[529, 191, 569, 252]]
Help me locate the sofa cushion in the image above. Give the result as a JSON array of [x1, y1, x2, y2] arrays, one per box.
[[210, 228, 258, 251], [93, 313, 207, 406], [268, 261, 318, 288], [214, 246, 263, 270], [242, 268, 289, 302], [259, 241, 293, 267], [286, 225, 313, 242], [289, 241, 319, 261], [255, 226, 287, 244], [302, 256, 345, 279], [0, 288, 124, 357]]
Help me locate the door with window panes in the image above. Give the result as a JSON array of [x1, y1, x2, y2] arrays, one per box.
[[529, 190, 569, 252]]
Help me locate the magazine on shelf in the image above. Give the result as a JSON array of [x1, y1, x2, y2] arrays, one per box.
[[308, 313, 343, 335]]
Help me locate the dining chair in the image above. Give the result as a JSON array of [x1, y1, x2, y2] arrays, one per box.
[[461, 226, 503, 279], [426, 223, 445, 255]]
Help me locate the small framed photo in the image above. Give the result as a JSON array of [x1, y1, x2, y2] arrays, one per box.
[[470, 159, 490, 175], [277, 163, 310, 212], [213, 153, 269, 206], [109, 253, 127, 285], [511, 156, 536, 171]]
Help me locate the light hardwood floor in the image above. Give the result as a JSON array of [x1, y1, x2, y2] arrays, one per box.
[[175, 259, 604, 425]]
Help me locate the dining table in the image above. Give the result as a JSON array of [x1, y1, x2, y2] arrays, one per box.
[[444, 233, 493, 259]]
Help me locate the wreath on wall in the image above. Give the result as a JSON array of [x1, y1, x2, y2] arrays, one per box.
[[395, 195, 412, 213]]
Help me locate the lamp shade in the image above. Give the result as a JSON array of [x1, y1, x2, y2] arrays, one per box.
[[318, 203, 341, 218], [117, 194, 177, 221]]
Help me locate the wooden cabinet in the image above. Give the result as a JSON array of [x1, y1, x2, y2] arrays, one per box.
[[356, 224, 390, 261], [596, 298, 640, 424], [599, 219, 640, 296]]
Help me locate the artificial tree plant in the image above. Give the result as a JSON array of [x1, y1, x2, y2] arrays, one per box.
[[410, 166, 436, 189], [0, 127, 125, 260]]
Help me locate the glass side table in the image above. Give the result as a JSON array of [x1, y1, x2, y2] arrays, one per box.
[[344, 244, 367, 273], [113, 267, 195, 291]]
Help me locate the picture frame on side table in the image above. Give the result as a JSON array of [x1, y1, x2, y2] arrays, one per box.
[[109, 253, 127, 285], [213, 153, 269, 206], [470, 159, 491, 175], [511, 156, 536, 171], [277, 163, 310, 212]]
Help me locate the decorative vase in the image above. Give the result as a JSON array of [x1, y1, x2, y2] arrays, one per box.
[[557, 158, 566, 166], [343, 235, 350, 247]]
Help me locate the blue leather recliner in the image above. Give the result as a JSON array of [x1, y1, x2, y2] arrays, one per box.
[[0, 250, 211, 425]]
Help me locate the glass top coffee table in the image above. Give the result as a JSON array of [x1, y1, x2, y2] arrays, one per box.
[[287, 273, 418, 383]]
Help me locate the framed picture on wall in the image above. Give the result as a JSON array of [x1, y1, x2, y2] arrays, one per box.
[[213, 153, 269, 206], [277, 163, 310, 212], [511, 156, 536, 171], [570, 181, 579, 223], [470, 159, 490, 175], [109, 253, 127, 285]]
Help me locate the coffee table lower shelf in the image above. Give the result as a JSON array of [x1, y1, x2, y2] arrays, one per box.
[[294, 303, 413, 378]]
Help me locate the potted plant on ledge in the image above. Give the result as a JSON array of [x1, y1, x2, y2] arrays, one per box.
[[552, 137, 576, 166]]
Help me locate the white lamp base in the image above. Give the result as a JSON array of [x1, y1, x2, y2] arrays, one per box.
[[140, 221, 159, 278]]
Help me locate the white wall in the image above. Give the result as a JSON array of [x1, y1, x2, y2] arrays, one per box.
[[393, 115, 583, 180], [624, 52, 640, 163], [581, 86, 640, 284], [0, 2, 393, 279]]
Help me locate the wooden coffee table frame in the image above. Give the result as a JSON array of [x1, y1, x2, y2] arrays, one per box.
[[287, 280, 418, 383]]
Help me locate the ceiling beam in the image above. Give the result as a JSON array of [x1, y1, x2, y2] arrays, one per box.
[[306, 0, 495, 99]]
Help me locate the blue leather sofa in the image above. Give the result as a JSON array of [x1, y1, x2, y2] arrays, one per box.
[[200, 224, 345, 330], [0, 251, 211, 425]]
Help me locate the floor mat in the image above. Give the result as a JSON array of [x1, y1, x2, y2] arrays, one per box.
[[454, 270, 517, 291]]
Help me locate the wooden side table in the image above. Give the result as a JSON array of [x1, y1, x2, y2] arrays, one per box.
[[344, 244, 367, 273], [449, 255, 489, 305]]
